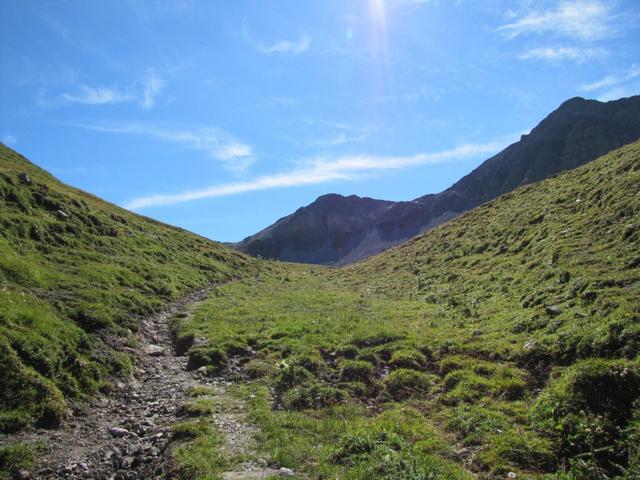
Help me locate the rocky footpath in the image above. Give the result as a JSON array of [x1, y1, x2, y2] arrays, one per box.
[[2, 288, 216, 479]]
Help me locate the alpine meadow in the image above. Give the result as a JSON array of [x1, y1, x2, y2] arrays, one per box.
[[1, 1, 640, 480]]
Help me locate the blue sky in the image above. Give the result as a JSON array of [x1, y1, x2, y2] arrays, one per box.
[[1, 0, 639, 242]]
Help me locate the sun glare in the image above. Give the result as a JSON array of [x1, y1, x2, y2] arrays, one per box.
[[368, 0, 389, 60]]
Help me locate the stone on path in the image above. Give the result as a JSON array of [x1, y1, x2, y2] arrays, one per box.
[[143, 344, 165, 356], [109, 427, 136, 438]]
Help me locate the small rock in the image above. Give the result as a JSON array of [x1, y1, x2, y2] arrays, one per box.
[[55, 209, 69, 219], [507, 472, 517, 479], [523, 339, 537, 351], [14, 470, 30, 479], [18, 173, 32, 185], [278, 467, 294, 477], [545, 305, 561, 316], [144, 344, 165, 356], [109, 426, 134, 438]]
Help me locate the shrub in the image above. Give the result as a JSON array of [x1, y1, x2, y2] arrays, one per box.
[[389, 349, 427, 371], [479, 430, 556, 472], [173, 332, 195, 355], [290, 351, 325, 373], [493, 374, 527, 401], [187, 386, 216, 397], [330, 430, 404, 465], [183, 399, 217, 417], [0, 338, 68, 432], [73, 302, 114, 331], [172, 420, 207, 440], [439, 357, 465, 376], [441, 370, 489, 405], [222, 340, 251, 356], [530, 359, 640, 476], [357, 352, 379, 366], [282, 383, 345, 410], [186, 347, 227, 371], [337, 344, 359, 359], [273, 365, 314, 393], [330, 430, 467, 479], [340, 360, 375, 382], [0, 443, 36, 477], [244, 358, 275, 379], [384, 369, 429, 400]]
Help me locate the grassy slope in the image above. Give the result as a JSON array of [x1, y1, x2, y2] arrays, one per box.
[[0, 143, 262, 435], [174, 141, 640, 479]]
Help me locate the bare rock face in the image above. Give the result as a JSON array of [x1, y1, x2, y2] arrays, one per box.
[[236, 95, 640, 265], [18, 172, 32, 185], [55, 210, 69, 220]]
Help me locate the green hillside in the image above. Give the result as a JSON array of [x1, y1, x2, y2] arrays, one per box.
[[171, 141, 640, 479], [1, 141, 638, 479], [0, 143, 260, 432]]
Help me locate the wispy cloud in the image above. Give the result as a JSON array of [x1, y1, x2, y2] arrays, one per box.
[[497, 1, 615, 40], [306, 122, 373, 148], [1, 134, 17, 146], [138, 71, 165, 109], [518, 46, 606, 63], [581, 65, 640, 91], [61, 86, 134, 105], [257, 35, 310, 54], [69, 122, 253, 172], [55, 71, 165, 109], [367, 86, 440, 104], [242, 22, 310, 55], [580, 64, 640, 101], [125, 137, 515, 210], [307, 132, 367, 148]]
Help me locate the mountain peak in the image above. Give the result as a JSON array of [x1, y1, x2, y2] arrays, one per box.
[[236, 95, 640, 265]]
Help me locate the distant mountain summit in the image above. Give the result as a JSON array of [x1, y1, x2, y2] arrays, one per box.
[[238, 193, 394, 263], [236, 95, 640, 264]]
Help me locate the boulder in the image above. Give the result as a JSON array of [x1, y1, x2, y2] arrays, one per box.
[[18, 172, 32, 185], [109, 426, 136, 438], [545, 305, 561, 316], [143, 345, 165, 356]]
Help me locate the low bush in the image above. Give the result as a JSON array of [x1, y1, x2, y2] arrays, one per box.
[[273, 365, 314, 393], [282, 383, 345, 410], [186, 347, 227, 371], [530, 359, 640, 476], [290, 351, 325, 373], [340, 360, 375, 382], [384, 369, 429, 400], [389, 349, 427, 371], [244, 358, 276, 379]]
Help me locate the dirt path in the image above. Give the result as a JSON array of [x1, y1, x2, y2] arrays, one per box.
[[197, 384, 287, 480], [0, 287, 220, 479]]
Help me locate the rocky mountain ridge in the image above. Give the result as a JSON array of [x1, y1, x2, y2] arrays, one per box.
[[236, 95, 640, 264]]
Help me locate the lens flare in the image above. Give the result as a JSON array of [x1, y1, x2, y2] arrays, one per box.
[[368, 0, 389, 60]]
